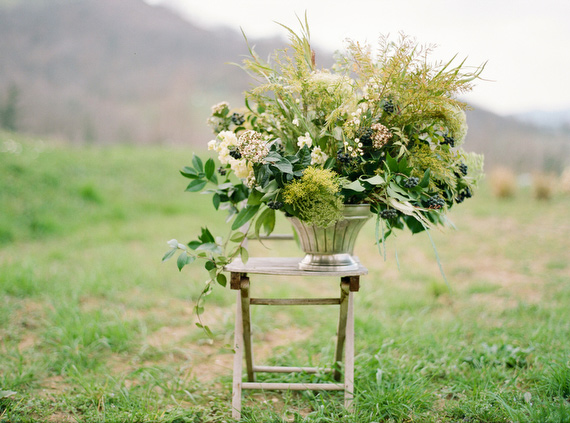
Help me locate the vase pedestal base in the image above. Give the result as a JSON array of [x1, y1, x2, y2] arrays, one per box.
[[299, 253, 359, 272]]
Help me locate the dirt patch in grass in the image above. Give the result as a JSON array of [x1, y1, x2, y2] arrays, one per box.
[[189, 326, 314, 383]]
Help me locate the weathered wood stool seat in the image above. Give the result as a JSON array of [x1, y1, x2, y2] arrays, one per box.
[[224, 257, 367, 420]]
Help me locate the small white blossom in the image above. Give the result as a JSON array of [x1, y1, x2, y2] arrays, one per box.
[[229, 158, 252, 179], [217, 131, 238, 164], [237, 130, 269, 163], [292, 118, 300, 126], [211, 101, 229, 115], [310, 147, 328, 165], [297, 132, 313, 148]]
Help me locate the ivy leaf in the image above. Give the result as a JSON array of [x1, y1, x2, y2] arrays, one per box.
[[176, 251, 195, 271], [239, 246, 249, 264], [216, 273, 227, 287], [185, 179, 207, 192], [231, 205, 260, 230], [195, 322, 213, 337], [230, 231, 246, 243]]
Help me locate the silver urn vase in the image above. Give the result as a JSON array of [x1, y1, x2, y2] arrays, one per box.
[[287, 204, 372, 271]]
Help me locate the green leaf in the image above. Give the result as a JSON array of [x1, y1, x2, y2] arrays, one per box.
[[230, 232, 246, 243], [254, 207, 275, 240], [204, 260, 216, 271], [247, 188, 264, 206], [176, 251, 195, 271], [360, 175, 385, 186], [196, 243, 223, 254], [204, 158, 217, 183], [185, 179, 207, 192], [195, 322, 213, 337], [419, 169, 431, 188], [216, 273, 227, 287], [343, 180, 366, 192], [212, 193, 221, 210], [262, 208, 276, 235], [231, 205, 260, 230], [187, 240, 201, 250], [239, 246, 249, 264], [192, 155, 204, 173], [198, 227, 216, 243], [386, 153, 398, 172], [180, 166, 199, 179], [161, 248, 177, 262]]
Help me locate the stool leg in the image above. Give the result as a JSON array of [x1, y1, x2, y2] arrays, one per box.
[[334, 281, 350, 381], [240, 276, 255, 382], [344, 290, 355, 410], [232, 290, 243, 420]]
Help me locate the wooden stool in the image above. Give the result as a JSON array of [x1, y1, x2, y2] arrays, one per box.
[[224, 257, 367, 420]]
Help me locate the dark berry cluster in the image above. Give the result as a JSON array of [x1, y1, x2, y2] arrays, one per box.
[[455, 187, 472, 203], [336, 148, 353, 164], [218, 166, 227, 176], [267, 200, 284, 210], [442, 135, 455, 147], [403, 176, 420, 188], [426, 195, 445, 209], [228, 147, 242, 160], [383, 100, 395, 114], [231, 113, 245, 125], [358, 128, 374, 146], [458, 162, 468, 176], [380, 209, 398, 219]]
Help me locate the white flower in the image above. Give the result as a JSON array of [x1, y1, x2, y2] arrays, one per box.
[[211, 101, 229, 115], [217, 131, 238, 164], [207, 139, 218, 151], [310, 147, 328, 165], [292, 118, 299, 126], [297, 132, 313, 148], [229, 158, 252, 179], [237, 130, 269, 163]]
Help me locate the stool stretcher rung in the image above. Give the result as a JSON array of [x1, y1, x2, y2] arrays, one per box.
[[250, 298, 340, 305], [242, 382, 345, 391], [253, 365, 331, 374]]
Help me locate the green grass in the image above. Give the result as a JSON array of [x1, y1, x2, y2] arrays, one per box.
[[1, 131, 570, 422]]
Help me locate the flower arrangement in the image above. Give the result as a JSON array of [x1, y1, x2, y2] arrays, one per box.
[[164, 20, 484, 326]]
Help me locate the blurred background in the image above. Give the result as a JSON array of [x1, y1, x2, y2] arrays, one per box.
[[1, 0, 569, 174]]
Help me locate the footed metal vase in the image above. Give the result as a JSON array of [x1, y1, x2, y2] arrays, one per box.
[[287, 204, 372, 271]]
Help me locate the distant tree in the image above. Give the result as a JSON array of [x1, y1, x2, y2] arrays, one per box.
[[0, 84, 19, 131]]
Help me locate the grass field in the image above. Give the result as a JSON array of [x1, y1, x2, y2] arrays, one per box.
[[1, 131, 569, 422]]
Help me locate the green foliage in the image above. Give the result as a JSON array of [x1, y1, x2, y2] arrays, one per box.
[[282, 167, 344, 227]]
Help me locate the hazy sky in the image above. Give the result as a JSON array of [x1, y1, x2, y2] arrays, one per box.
[[146, 0, 570, 116]]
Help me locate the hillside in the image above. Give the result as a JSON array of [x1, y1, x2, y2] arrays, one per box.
[[0, 0, 281, 144], [0, 0, 569, 171]]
